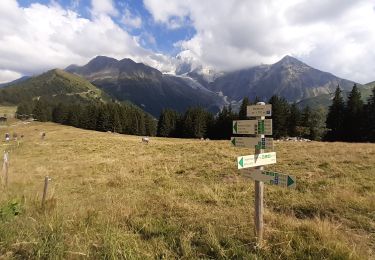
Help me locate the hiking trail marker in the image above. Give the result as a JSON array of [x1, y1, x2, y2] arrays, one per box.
[[231, 102, 297, 246], [242, 169, 296, 189], [237, 152, 276, 169], [232, 119, 272, 135], [231, 137, 274, 150]]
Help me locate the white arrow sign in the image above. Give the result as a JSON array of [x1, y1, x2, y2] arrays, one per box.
[[241, 169, 296, 189], [237, 152, 276, 169]]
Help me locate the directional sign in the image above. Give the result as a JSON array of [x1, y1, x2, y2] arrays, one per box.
[[233, 120, 256, 135], [241, 169, 296, 189], [233, 120, 272, 135], [231, 137, 274, 150], [237, 152, 276, 169], [247, 104, 272, 117]]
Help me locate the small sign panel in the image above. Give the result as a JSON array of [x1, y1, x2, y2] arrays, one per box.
[[233, 120, 272, 135], [241, 169, 296, 189], [231, 137, 273, 150], [237, 152, 276, 169], [233, 120, 257, 135], [247, 104, 272, 117]]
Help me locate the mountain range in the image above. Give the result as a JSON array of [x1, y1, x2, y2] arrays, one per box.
[[204, 55, 357, 102], [0, 55, 373, 117], [66, 56, 227, 116]]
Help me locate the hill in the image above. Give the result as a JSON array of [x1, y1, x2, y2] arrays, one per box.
[[0, 69, 108, 105], [66, 56, 227, 117], [0, 121, 374, 259], [297, 84, 374, 109], [206, 55, 357, 102], [0, 76, 30, 88]]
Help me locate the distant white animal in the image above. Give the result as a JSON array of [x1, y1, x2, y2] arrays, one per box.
[[142, 137, 149, 144]]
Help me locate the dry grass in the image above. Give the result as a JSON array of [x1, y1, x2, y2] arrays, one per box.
[[0, 121, 374, 259], [0, 106, 16, 116]]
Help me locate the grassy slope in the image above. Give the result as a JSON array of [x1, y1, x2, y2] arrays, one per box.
[[0, 69, 109, 105], [0, 122, 374, 259], [0, 106, 16, 116]]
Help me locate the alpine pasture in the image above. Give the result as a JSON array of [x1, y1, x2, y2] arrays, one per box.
[[0, 120, 374, 259]]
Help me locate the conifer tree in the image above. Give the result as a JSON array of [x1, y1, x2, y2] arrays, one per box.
[[33, 100, 49, 122], [269, 95, 290, 138], [96, 105, 110, 132], [344, 84, 364, 141], [366, 87, 375, 141], [326, 86, 345, 141], [287, 103, 301, 137], [85, 103, 98, 130], [145, 115, 157, 136], [210, 106, 234, 139], [67, 104, 81, 127], [16, 102, 33, 118], [157, 109, 179, 137], [52, 103, 68, 124], [238, 97, 249, 119]]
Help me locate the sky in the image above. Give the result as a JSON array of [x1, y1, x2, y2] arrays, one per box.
[[0, 0, 375, 84]]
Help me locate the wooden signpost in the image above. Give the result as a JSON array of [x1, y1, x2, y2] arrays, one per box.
[[231, 102, 297, 246]]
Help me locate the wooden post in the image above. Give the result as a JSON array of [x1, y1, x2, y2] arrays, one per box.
[[254, 102, 265, 245], [3, 152, 9, 187], [42, 176, 51, 207]]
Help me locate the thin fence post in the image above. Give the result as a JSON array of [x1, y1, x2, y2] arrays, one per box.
[[42, 176, 51, 207], [3, 152, 9, 187]]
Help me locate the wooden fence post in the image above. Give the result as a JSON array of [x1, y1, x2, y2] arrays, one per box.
[[41, 176, 51, 207], [3, 152, 9, 187]]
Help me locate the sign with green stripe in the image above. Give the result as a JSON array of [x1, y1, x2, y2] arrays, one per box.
[[231, 137, 273, 150], [241, 169, 296, 189], [232, 120, 272, 135]]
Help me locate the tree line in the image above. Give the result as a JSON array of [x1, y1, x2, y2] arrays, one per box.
[[157, 96, 327, 140], [326, 84, 375, 142], [15, 84, 375, 142], [16, 99, 157, 136]]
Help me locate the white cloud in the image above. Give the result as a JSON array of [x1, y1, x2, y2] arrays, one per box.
[[0, 0, 173, 83], [91, 0, 118, 16], [121, 8, 142, 29], [144, 0, 375, 83], [0, 70, 22, 84]]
